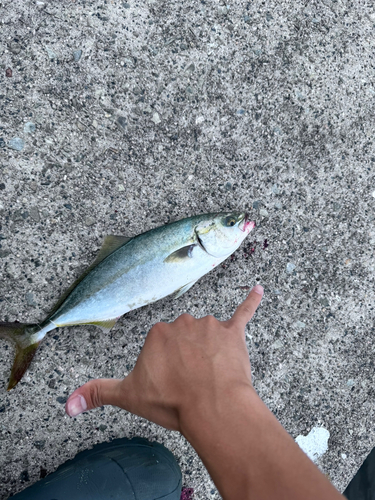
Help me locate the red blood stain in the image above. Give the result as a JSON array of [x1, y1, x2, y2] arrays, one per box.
[[180, 488, 194, 500], [6, 68, 12, 77], [243, 240, 257, 259]]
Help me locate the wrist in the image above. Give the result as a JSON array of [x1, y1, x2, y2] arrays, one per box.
[[178, 382, 259, 443]]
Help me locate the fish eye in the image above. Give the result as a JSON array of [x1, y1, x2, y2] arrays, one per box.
[[224, 216, 237, 227]]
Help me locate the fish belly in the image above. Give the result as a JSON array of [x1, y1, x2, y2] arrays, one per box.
[[53, 249, 218, 327]]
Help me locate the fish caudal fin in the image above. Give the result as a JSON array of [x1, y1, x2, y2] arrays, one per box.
[[0, 323, 41, 391]]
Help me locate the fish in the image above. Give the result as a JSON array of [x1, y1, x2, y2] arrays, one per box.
[[0, 212, 255, 390]]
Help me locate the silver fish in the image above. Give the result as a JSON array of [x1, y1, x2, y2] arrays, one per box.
[[0, 212, 255, 390]]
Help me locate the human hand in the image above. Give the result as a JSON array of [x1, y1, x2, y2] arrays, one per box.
[[65, 284, 264, 432]]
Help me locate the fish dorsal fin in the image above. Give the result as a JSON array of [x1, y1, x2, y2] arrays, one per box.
[[92, 235, 133, 268], [48, 235, 133, 316], [164, 244, 196, 263], [174, 280, 198, 299]]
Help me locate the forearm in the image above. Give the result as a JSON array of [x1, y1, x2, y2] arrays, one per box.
[[180, 385, 344, 500]]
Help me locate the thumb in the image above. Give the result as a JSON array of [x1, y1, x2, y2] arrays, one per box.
[[65, 378, 124, 417], [229, 284, 264, 330]]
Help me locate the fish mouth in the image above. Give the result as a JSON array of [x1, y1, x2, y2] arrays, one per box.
[[239, 213, 256, 232]]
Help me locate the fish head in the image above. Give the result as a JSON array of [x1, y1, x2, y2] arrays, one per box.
[[195, 212, 255, 258]]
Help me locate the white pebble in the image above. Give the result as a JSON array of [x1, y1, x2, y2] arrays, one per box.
[[286, 262, 296, 273]]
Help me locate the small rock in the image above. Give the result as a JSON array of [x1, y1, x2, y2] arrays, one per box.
[[73, 49, 82, 62], [294, 321, 306, 329], [84, 216, 96, 227], [151, 112, 161, 124], [8, 41, 21, 54], [259, 208, 269, 217], [45, 46, 57, 60], [24, 122, 36, 134], [118, 184, 125, 192], [372, 190, 375, 198], [218, 5, 228, 15], [341, 453, 347, 459], [8, 137, 25, 151], [271, 339, 283, 349], [92, 119, 98, 128], [0, 250, 11, 258], [29, 181, 38, 192], [25, 292, 37, 307], [12, 209, 27, 221], [19, 470, 30, 482], [77, 121, 86, 131], [30, 207, 40, 222], [195, 116, 204, 124], [0, 183, 5, 190], [6, 68, 12, 77], [286, 262, 296, 273], [33, 440, 46, 450], [185, 62, 195, 73], [116, 115, 127, 130], [346, 379, 355, 387], [274, 201, 282, 209], [48, 378, 56, 389], [319, 297, 329, 307], [253, 200, 261, 209], [56, 396, 67, 404], [99, 424, 107, 432], [123, 2, 130, 7], [225, 182, 232, 191], [0, 138, 5, 148], [272, 184, 280, 194], [236, 109, 245, 115]]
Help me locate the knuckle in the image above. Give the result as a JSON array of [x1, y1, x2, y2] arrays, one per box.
[[150, 322, 165, 334], [204, 314, 217, 326], [88, 381, 103, 408], [179, 313, 194, 323]]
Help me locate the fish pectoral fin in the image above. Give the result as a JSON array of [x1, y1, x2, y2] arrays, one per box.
[[174, 280, 198, 299], [164, 244, 196, 263], [88, 318, 119, 334]]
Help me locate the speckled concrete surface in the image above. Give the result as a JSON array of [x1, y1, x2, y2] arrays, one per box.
[[0, 0, 374, 498]]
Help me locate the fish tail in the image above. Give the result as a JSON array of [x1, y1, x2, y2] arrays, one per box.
[[0, 323, 41, 391]]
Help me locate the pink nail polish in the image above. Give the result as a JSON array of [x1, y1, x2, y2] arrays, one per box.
[[252, 284, 264, 296], [66, 395, 87, 417]]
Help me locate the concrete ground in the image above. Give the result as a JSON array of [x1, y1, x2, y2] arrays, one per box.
[[0, 0, 374, 497]]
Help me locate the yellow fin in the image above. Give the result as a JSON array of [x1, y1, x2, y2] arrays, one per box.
[[86, 318, 118, 333], [48, 235, 133, 317]]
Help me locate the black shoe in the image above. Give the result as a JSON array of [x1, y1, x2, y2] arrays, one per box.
[[11, 437, 182, 500]]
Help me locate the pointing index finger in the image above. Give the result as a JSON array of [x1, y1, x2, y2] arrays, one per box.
[[230, 285, 264, 330]]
